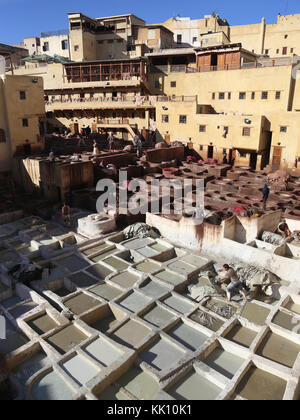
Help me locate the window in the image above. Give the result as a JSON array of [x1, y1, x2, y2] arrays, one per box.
[[261, 91, 268, 99], [22, 119, 28, 127], [276, 49, 279, 54], [74, 45, 79, 51], [192, 37, 197, 43], [199, 125, 206, 132], [80, 93, 84, 99], [284, 34, 288, 39], [43, 42, 49, 52], [179, 115, 187, 124], [20, 91, 26, 100], [280, 126, 287, 133], [228, 92, 231, 100], [224, 126, 229, 134], [276, 91, 281, 100], [97, 40, 103, 44], [239, 92, 246, 100], [170, 81, 176, 88], [200, 145, 203, 151], [212, 92, 215, 100], [291, 48, 294, 53], [177, 34, 182, 44], [242, 127, 251, 136], [162, 115, 169, 123], [108, 39, 114, 44], [0, 129, 6, 143], [251, 92, 255, 100], [265, 49, 269, 54], [61, 40, 68, 50], [282, 47, 287, 55], [219, 92, 225, 100], [116, 28, 126, 34], [155, 80, 160, 89], [148, 29, 156, 40]]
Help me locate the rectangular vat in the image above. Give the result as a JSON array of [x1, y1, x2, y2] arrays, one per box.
[[46, 325, 88, 354], [235, 367, 286, 400], [140, 337, 187, 371], [167, 369, 222, 400], [167, 322, 209, 351]]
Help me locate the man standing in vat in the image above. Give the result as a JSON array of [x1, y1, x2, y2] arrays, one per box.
[[277, 219, 291, 238], [62, 203, 71, 226], [216, 264, 249, 303], [262, 183, 270, 211]]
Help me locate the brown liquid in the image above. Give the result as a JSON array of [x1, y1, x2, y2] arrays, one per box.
[[256, 331, 300, 368], [225, 324, 257, 348], [235, 367, 286, 400]]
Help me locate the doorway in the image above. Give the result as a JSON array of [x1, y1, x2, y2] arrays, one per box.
[[272, 147, 282, 169], [207, 146, 214, 159]]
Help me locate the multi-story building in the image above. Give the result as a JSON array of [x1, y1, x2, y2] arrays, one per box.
[[160, 14, 230, 47], [0, 61, 45, 171], [68, 13, 146, 61], [0, 43, 29, 70], [162, 13, 300, 57], [16, 30, 70, 60], [147, 43, 300, 169], [229, 14, 300, 56], [10, 11, 300, 170]]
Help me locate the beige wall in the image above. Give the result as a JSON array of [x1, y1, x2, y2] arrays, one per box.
[[230, 14, 300, 56], [0, 77, 12, 171], [149, 64, 294, 114], [3, 75, 45, 155]]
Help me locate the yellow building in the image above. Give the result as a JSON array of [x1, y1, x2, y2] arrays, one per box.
[[148, 45, 300, 169], [161, 13, 300, 57], [0, 71, 45, 171]]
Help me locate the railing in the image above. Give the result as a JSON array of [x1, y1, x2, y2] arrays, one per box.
[[45, 96, 156, 107], [97, 118, 135, 125], [151, 58, 294, 75], [157, 95, 197, 102], [170, 64, 186, 73], [65, 72, 143, 83], [41, 29, 69, 37]]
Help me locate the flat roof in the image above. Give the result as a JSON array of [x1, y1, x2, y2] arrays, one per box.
[[68, 12, 145, 24]]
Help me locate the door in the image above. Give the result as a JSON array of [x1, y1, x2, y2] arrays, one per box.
[[207, 146, 214, 159], [272, 147, 282, 168]]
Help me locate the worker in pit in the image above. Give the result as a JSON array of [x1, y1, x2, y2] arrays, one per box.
[[277, 219, 291, 238], [215, 264, 248, 303], [62, 203, 71, 226]]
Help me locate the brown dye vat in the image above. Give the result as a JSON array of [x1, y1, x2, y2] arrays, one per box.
[[240, 302, 270, 326], [111, 319, 151, 348], [69, 272, 98, 288], [272, 311, 298, 331], [65, 294, 101, 315], [46, 325, 88, 354], [256, 331, 300, 368], [89, 310, 119, 333], [27, 314, 58, 335], [284, 299, 300, 315], [235, 367, 286, 400], [225, 324, 257, 348]]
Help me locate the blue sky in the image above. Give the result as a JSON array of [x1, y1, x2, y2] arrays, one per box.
[[0, 0, 299, 45]]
